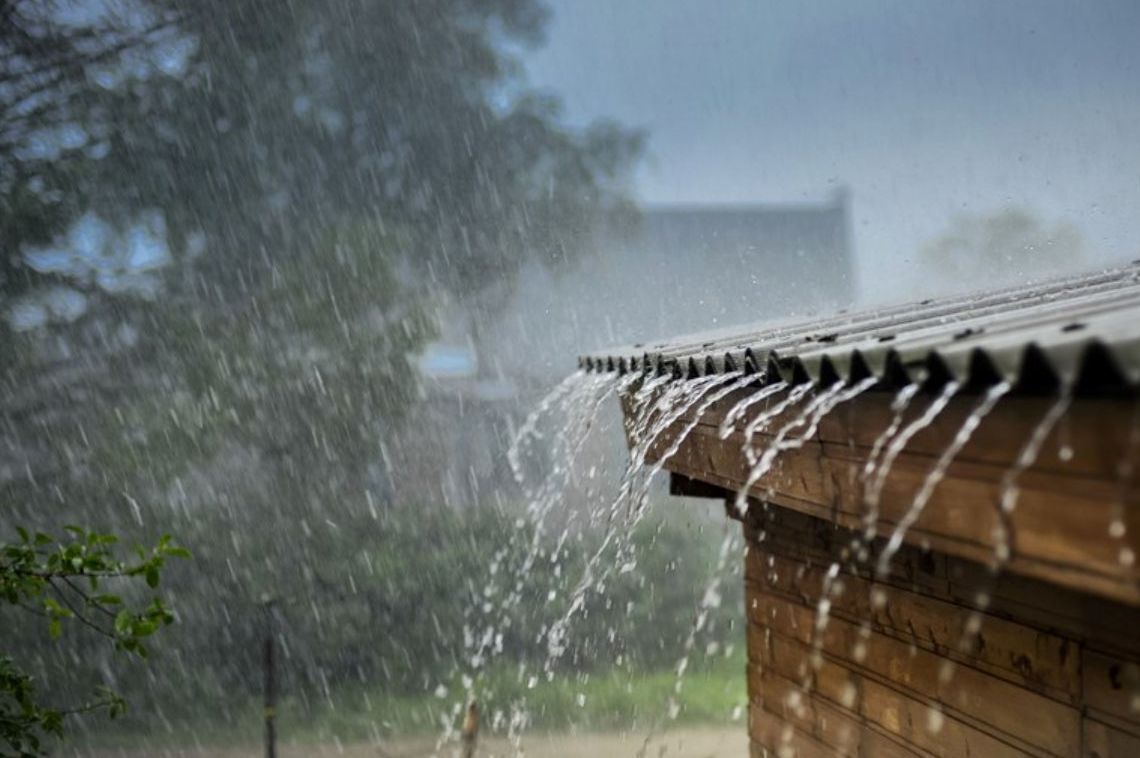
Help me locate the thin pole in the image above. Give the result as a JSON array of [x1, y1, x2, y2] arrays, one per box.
[[461, 700, 479, 758], [263, 602, 277, 758]]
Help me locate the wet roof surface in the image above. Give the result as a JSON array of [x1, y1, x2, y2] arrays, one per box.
[[580, 263, 1140, 393]]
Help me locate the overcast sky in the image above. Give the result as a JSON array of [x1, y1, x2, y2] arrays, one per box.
[[523, 0, 1140, 299]]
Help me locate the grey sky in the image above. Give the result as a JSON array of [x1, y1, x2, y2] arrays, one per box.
[[523, 0, 1140, 299]]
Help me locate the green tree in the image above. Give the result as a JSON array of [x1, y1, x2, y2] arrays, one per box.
[[0, 527, 187, 754], [0, 0, 645, 744]]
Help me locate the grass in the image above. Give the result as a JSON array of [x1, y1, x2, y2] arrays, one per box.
[[297, 653, 748, 744], [74, 653, 747, 750]]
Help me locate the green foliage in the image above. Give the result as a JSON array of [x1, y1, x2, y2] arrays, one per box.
[[0, 528, 188, 755], [295, 650, 746, 743], [47, 502, 739, 746], [46, 503, 739, 750], [0, 1, 648, 750]]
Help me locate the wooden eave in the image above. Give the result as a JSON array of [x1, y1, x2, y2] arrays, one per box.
[[621, 377, 1140, 607], [592, 267, 1140, 608]]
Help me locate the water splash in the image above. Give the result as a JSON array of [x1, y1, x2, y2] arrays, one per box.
[[659, 530, 737, 738], [538, 372, 748, 697], [993, 385, 1073, 568], [858, 383, 921, 541], [949, 385, 1073, 678], [769, 376, 879, 463], [1110, 401, 1140, 569], [742, 383, 813, 465], [875, 381, 1009, 578], [652, 372, 754, 473], [733, 378, 877, 517], [507, 370, 587, 485], [718, 380, 788, 439], [864, 381, 961, 525], [439, 370, 621, 751]]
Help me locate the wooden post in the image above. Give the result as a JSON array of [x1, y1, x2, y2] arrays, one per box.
[[263, 600, 277, 758], [461, 700, 479, 758]]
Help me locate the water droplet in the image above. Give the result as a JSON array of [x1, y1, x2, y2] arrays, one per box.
[[839, 681, 857, 708], [871, 588, 888, 610], [927, 705, 945, 734]]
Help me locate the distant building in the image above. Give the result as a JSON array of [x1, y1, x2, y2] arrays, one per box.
[[402, 191, 857, 507]]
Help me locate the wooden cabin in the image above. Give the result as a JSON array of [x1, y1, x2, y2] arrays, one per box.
[[582, 265, 1140, 757]]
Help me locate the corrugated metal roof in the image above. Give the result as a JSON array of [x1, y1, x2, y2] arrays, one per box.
[[579, 263, 1140, 393]]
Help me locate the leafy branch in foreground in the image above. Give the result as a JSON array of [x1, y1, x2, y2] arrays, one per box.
[[1, 527, 189, 755]]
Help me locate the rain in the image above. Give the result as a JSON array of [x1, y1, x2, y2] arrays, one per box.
[[3, 2, 1140, 757]]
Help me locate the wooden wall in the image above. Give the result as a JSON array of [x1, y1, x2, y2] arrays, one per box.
[[643, 389, 1140, 606], [623, 380, 1140, 755], [741, 505, 1140, 757]]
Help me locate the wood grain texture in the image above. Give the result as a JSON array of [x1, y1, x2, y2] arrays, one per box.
[[626, 385, 1140, 604], [742, 507, 1140, 758]]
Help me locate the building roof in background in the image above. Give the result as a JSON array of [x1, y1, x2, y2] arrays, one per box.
[[581, 263, 1140, 394], [492, 194, 857, 386], [614, 196, 855, 329]]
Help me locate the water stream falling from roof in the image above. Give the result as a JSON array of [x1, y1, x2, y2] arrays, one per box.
[[543, 373, 742, 676], [440, 370, 622, 750], [464, 360, 1113, 752], [732, 378, 877, 518], [874, 380, 1008, 578], [1111, 403, 1140, 571], [865, 380, 961, 516], [718, 381, 789, 440], [947, 383, 1076, 675], [994, 385, 1073, 567]]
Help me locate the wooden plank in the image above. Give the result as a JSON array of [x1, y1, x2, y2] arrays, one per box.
[[684, 420, 1134, 574], [649, 416, 1140, 604], [1082, 649, 1140, 733], [746, 588, 1083, 755], [745, 549, 1081, 701], [749, 703, 838, 758], [752, 667, 922, 757], [1083, 718, 1140, 757], [694, 388, 1140, 483], [752, 668, 862, 757], [744, 507, 1140, 658], [751, 652, 1027, 758]]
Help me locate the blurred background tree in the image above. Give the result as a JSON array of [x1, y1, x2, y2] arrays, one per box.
[[920, 207, 1085, 286], [0, 1, 742, 749]]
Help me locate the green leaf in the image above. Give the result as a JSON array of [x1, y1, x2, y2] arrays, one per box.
[[49, 617, 62, 640], [145, 565, 160, 588], [16, 526, 29, 543]]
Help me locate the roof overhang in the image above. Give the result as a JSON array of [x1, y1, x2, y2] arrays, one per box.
[[588, 265, 1140, 606]]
